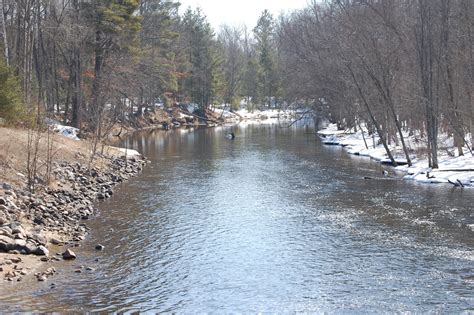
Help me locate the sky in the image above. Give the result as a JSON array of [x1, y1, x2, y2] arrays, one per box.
[[178, 0, 310, 30]]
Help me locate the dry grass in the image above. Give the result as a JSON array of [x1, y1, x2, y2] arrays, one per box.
[[0, 127, 127, 189]]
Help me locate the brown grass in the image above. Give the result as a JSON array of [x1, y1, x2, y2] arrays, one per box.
[[0, 127, 127, 189]]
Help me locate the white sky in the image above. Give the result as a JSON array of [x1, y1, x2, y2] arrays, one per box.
[[178, 0, 310, 30]]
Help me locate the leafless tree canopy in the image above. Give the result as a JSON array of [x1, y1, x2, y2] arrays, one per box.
[[1, 0, 473, 168]]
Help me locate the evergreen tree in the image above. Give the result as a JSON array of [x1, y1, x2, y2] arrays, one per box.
[[0, 58, 24, 123], [180, 8, 222, 110], [253, 10, 278, 108], [137, 0, 181, 111]]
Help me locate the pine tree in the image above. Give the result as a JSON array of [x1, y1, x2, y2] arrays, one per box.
[[0, 58, 25, 123], [254, 10, 278, 108], [180, 8, 222, 110]]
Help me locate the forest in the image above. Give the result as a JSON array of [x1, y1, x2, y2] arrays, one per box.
[[0, 0, 473, 169]]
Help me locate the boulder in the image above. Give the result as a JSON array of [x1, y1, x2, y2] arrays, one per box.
[[14, 239, 27, 248], [95, 244, 105, 251], [23, 240, 38, 254], [62, 248, 76, 260], [0, 227, 12, 236], [28, 233, 48, 246], [35, 245, 49, 256], [0, 235, 15, 251]]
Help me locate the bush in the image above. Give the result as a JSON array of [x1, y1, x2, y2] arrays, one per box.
[[0, 58, 25, 123]]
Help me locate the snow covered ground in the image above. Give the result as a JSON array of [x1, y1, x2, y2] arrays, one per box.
[[43, 118, 81, 141], [115, 147, 142, 159], [318, 124, 474, 187], [52, 124, 80, 141], [211, 108, 296, 124]]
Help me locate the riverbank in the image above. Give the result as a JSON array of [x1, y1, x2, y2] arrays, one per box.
[[0, 108, 300, 284], [0, 127, 147, 283], [318, 124, 474, 186]]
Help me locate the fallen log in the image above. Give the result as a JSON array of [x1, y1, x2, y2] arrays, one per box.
[[363, 176, 399, 181], [448, 179, 465, 187]]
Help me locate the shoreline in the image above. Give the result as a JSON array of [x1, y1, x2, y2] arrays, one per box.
[[317, 124, 474, 187], [0, 126, 147, 283], [0, 110, 299, 285]]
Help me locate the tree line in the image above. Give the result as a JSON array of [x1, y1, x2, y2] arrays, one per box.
[[0, 0, 473, 169], [0, 1, 281, 133], [278, 0, 474, 168]]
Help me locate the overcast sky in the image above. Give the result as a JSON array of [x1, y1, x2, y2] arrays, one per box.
[[178, 0, 310, 30]]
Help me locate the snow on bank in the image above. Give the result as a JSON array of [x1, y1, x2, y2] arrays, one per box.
[[398, 154, 474, 186], [43, 118, 81, 141], [318, 124, 474, 187], [53, 124, 80, 141], [44, 120, 144, 159], [210, 108, 296, 124], [235, 109, 294, 122], [115, 148, 142, 159]]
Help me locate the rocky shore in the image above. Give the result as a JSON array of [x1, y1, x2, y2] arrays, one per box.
[[0, 152, 147, 282]]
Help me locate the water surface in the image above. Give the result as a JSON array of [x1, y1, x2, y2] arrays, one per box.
[[1, 123, 473, 312]]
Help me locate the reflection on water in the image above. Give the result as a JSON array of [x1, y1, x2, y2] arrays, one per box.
[[1, 123, 473, 312]]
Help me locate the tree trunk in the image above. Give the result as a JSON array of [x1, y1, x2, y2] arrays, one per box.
[[1, 0, 9, 66]]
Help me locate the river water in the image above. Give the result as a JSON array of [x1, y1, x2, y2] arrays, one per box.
[[1, 123, 474, 312]]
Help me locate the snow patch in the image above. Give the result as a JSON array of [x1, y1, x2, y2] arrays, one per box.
[[116, 148, 142, 158], [53, 124, 80, 141], [318, 123, 474, 187]]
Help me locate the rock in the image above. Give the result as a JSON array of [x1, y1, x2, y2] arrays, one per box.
[[85, 266, 94, 271], [28, 233, 47, 246], [33, 217, 45, 225], [11, 225, 26, 237], [44, 267, 56, 275], [4, 190, 16, 198], [95, 244, 105, 251], [2, 183, 12, 190], [50, 238, 62, 245], [74, 269, 82, 273], [13, 238, 26, 248], [35, 245, 49, 256], [10, 256, 22, 263], [0, 197, 6, 205], [24, 240, 39, 254], [62, 248, 76, 260], [14, 233, 26, 240], [0, 235, 15, 251], [40, 257, 49, 262], [37, 275, 47, 282], [0, 227, 12, 236]]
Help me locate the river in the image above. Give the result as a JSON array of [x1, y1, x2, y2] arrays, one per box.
[[1, 123, 473, 312]]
